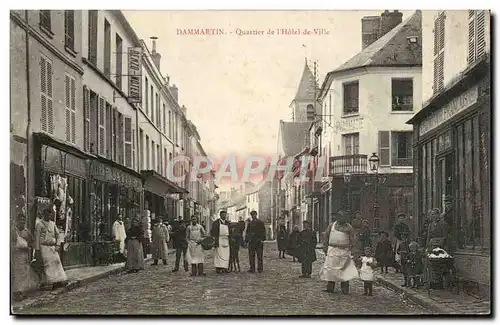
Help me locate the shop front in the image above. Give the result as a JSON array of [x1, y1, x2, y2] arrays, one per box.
[[408, 58, 490, 296], [141, 170, 187, 223], [33, 133, 91, 267]]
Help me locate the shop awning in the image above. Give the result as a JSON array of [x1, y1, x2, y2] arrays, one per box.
[[141, 170, 189, 197]]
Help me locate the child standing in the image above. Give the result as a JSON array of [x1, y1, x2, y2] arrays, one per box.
[[229, 224, 241, 272], [406, 241, 424, 288], [359, 247, 377, 296], [375, 231, 393, 274], [297, 220, 317, 278], [287, 225, 301, 262]]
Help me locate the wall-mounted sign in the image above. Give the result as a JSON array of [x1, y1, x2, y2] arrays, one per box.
[[127, 47, 142, 104], [333, 116, 364, 134], [419, 84, 479, 136]]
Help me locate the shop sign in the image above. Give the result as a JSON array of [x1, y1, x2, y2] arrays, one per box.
[[419, 85, 479, 136], [127, 47, 142, 104], [90, 161, 142, 190], [333, 116, 364, 134]]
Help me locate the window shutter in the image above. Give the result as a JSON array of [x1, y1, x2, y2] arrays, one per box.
[[70, 78, 76, 143], [98, 97, 106, 156], [113, 107, 118, 161], [433, 17, 439, 56], [118, 113, 124, 164], [476, 11, 486, 59], [468, 12, 476, 64], [65, 75, 71, 142], [124, 116, 132, 168], [132, 124, 136, 170], [379, 131, 390, 166], [40, 57, 47, 132], [83, 86, 90, 151], [105, 104, 112, 159]]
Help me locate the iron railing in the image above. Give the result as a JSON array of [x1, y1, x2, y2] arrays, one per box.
[[329, 154, 368, 176]]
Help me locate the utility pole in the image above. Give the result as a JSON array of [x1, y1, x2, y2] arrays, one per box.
[[312, 60, 318, 235]]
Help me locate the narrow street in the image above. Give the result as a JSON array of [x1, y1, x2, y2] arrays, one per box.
[[23, 243, 431, 315]]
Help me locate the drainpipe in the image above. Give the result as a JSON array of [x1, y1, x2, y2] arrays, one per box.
[[24, 10, 32, 228]]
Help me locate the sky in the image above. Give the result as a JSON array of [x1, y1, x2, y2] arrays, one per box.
[[123, 10, 414, 190]]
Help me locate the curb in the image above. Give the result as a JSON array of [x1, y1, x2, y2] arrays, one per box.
[[375, 276, 456, 314], [12, 253, 167, 313]]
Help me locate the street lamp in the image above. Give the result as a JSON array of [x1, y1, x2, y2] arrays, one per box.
[[368, 153, 380, 229], [343, 169, 352, 212]]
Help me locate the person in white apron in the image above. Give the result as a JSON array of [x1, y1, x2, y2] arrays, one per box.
[[112, 214, 127, 255], [211, 211, 231, 274], [186, 216, 206, 276], [320, 211, 359, 294]]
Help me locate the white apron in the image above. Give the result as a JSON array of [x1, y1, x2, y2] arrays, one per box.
[[214, 223, 230, 269], [186, 224, 204, 264], [112, 221, 127, 254], [359, 256, 375, 281], [320, 222, 359, 282]]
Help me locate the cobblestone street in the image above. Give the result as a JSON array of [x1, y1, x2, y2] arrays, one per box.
[[23, 243, 431, 315]]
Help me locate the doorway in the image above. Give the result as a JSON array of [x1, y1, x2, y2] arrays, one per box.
[[437, 153, 454, 212]]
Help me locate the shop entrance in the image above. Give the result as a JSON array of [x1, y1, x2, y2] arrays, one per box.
[[437, 152, 454, 212]]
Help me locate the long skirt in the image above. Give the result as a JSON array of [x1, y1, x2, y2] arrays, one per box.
[[151, 239, 168, 260], [11, 249, 40, 292], [320, 247, 359, 282], [125, 239, 145, 271], [40, 245, 67, 284], [186, 242, 204, 264]]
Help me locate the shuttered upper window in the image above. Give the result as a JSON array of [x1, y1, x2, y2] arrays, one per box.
[[40, 55, 54, 134], [124, 116, 133, 168], [64, 10, 75, 50], [98, 97, 106, 156], [468, 10, 487, 65], [433, 12, 445, 95], [64, 74, 76, 143], [88, 10, 98, 65], [83, 86, 91, 151], [378, 131, 413, 167]]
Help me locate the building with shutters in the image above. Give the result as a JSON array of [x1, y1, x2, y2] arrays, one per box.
[[317, 10, 422, 234], [407, 10, 490, 297], [10, 10, 88, 265]]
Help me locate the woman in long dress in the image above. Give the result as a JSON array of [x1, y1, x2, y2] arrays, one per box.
[[125, 218, 145, 273], [11, 212, 40, 299], [186, 216, 206, 276], [34, 207, 68, 289], [151, 217, 169, 266]]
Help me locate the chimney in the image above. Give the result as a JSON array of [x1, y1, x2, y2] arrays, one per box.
[[150, 36, 161, 71], [379, 10, 403, 38], [170, 84, 178, 102], [361, 15, 381, 49], [181, 105, 187, 115]]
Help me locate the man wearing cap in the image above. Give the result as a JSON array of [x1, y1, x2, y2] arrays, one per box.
[[245, 210, 266, 273], [211, 210, 232, 274], [320, 210, 358, 294]]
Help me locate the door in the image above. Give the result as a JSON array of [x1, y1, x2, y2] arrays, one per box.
[[437, 153, 454, 212]]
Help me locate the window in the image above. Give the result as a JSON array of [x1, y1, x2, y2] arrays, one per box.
[[89, 91, 98, 153], [468, 10, 487, 65], [139, 129, 144, 169], [157, 144, 161, 172], [391, 79, 413, 111], [433, 12, 445, 94], [64, 74, 76, 143], [104, 20, 111, 77], [64, 11, 75, 50], [328, 92, 332, 124], [105, 103, 113, 160], [379, 131, 413, 167], [163, 104, 167, 134], [145, 78, 149, 115], [40, 55, 54, 134], [168, 111, 172, 138], [342, 133, 359, 156], [157, 95, 161, 127], [117, 112, 124, 164], [98, 97, 106, 156], [343, 82, 359, 115], [150, 86, 154, 120], [163, 148, 167, 176], [88, 10, 98, 65], [83, 87, 91, 151], [115, 34, 123, 89], [124, 117, 133, 168], [39, 10, 51, 31], [146, 135, 150, 169], [306, 104, 315, 121]]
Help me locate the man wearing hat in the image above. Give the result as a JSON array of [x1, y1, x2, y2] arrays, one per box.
[[320, 210, 358, 294], [245, 210, 266, 273], [375, 230, 393, 274], [297, 220, 317, 278], [211, 210, 232, 274]]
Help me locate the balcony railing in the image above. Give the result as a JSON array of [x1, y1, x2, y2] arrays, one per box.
[[329, 154, 368, 176]]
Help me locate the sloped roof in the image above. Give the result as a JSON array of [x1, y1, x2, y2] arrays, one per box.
[[280, 120, 310, 157], [235, 196, 247, 211], [331, 10, 422, 74], [294, 60, 318, 101], [246, 180, 271, 195]]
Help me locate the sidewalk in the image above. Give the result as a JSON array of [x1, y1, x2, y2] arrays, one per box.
[[12, 253, 161, 313], [376, 272, 491, 315]]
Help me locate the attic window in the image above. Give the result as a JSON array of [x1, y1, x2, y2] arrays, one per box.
[[306, 104, 315, 121]]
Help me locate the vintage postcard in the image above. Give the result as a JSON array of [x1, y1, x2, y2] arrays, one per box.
[[9, 9, 491, 316]]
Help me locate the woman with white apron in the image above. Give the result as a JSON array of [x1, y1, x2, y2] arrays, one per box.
[[186, 216, 206, 276], [320, 211, 359, 294]]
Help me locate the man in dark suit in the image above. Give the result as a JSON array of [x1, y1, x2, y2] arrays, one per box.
[[245, 210, 266, 273], [211, 211, 232, 273], [171, 217, 188, 272]]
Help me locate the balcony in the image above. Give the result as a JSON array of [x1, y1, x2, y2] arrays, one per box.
[[328, 154, 368, 176]]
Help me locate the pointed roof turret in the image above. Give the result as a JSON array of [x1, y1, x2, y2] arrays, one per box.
[[294, 60, 317, 101]]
